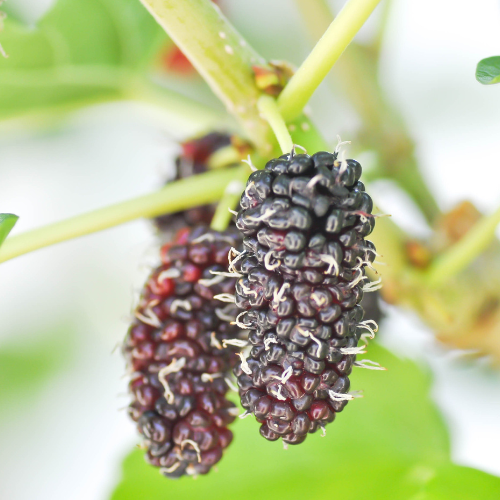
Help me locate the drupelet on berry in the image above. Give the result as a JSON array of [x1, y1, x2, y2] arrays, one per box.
[[123, 225, 246, 477], [232, 150, 379, 445]]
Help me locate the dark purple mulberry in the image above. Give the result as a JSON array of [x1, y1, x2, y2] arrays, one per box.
[[124, 225, 246, 477], [232, 151, 379, 444]]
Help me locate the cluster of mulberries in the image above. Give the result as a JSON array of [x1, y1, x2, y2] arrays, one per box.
[[123, 225, 246, 477], [232, 151, 379, 444], [154, 132, 233, 236]]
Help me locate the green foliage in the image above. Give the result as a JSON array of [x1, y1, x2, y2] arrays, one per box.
[[424, 464, 500, 500], [110, 344, 500, 500], [0, 214, 18, 248], [476, 56, 500, 85], [0, 325, 75, 417], [0, 0, 167, 121]]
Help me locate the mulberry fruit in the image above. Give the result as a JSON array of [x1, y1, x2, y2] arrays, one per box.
[[123, 225, 246, 477], [232, 151, 380, 445], [154, 132, 233, 235]]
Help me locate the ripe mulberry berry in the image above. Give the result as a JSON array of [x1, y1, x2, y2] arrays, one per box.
[[232, 151, 380, 444], [154, 132, 233, 235], [123, 225, 246, 477]]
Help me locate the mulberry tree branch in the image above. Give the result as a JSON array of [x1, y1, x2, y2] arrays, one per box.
[[0, 166, 246, 264], [138, 0, 274, 153], [278, 0, 382, 122]]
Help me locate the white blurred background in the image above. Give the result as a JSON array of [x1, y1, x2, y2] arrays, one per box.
[[1, 1, 500, 499]]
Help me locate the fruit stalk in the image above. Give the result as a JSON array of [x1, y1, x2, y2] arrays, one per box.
[[257, 95, 294, 154], [294, 0, 440, 223], [278, 0, 382, 122], [210, 167, 250, 232]]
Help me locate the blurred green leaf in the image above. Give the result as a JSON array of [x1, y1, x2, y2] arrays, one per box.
[[110, 344, 500, 499], [1, 4, 30, 24], [476, 56, 500, 85], [0, 325, 74, 416], [0, 0, 167, 121], [423, 464, 500, 499], [0, 213, 18, 248]]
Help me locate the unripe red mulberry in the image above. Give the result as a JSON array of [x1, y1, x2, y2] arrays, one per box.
[[232, 151, 380, 444], [124, 225, 246, 477]]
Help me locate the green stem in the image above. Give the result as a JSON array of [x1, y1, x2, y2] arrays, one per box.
[[138, 0, 272, 152], [257, 95, 294, 154], [1, 78, 224, 136], [0, 65, 130, 88], [0, 166, 246, 264], [294, 0, 440, 223], [129, 79, 224, 133], [288, 116, 329, 152], [372, 0, 394, 56], [207, 146, 241, 170], [424, 204, 500, 288], [210, 167, 250, 231], [278, 0, 381, 122], [389, 157, 440, 224]]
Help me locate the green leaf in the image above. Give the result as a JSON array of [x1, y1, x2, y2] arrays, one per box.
[[423, 464, 500, 500], [476, 56, 500, 85], [0, 4, 27, 24], [110, 344, 500, 499], [0, 213, 19, 248], [0, 0, 167, 121], [0, 325, 75, 417]]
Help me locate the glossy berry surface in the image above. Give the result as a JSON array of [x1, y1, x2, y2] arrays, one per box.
[[233, 151, 377, 444], [123, 225, 245, 478]]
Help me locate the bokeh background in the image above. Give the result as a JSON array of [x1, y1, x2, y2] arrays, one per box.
[[1, 1, 500, 499]]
